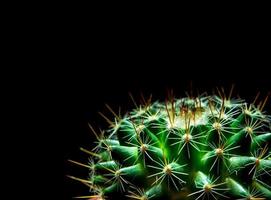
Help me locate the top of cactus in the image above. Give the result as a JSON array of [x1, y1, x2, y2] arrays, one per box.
[[68, 91, 271, 200]]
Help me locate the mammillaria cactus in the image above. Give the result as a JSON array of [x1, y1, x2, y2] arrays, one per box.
[[68, 89, 271, 200]]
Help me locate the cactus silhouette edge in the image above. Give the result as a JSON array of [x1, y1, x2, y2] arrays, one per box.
[[68, 89, 271, 200]]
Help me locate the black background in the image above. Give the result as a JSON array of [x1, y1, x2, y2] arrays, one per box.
[[62, 68, 271, 199], [9, 5, 270, 200]]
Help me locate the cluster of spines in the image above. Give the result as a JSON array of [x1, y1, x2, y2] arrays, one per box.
[[68, 89, 271, 200]]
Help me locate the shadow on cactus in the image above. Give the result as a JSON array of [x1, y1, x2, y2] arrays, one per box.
[[68, 87, 271, 200]]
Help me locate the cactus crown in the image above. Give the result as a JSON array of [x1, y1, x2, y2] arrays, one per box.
[[69, 91, 271, 200]]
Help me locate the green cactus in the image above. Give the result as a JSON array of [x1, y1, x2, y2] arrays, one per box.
[[68, 91, 271, 200]]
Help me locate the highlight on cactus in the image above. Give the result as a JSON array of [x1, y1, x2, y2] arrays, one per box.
[[68, 87, 271, 200]]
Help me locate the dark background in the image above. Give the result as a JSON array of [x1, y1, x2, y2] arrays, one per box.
[[10, 6, 270, 199], [62, 68, 271, 199]]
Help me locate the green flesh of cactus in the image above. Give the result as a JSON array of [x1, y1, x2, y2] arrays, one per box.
[[71, 95, 271, 200]]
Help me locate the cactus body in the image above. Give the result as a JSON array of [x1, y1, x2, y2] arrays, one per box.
[[70, 94, 271, 200]]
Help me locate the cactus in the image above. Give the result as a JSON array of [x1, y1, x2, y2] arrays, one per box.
[[68, 90, 271, 200]]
